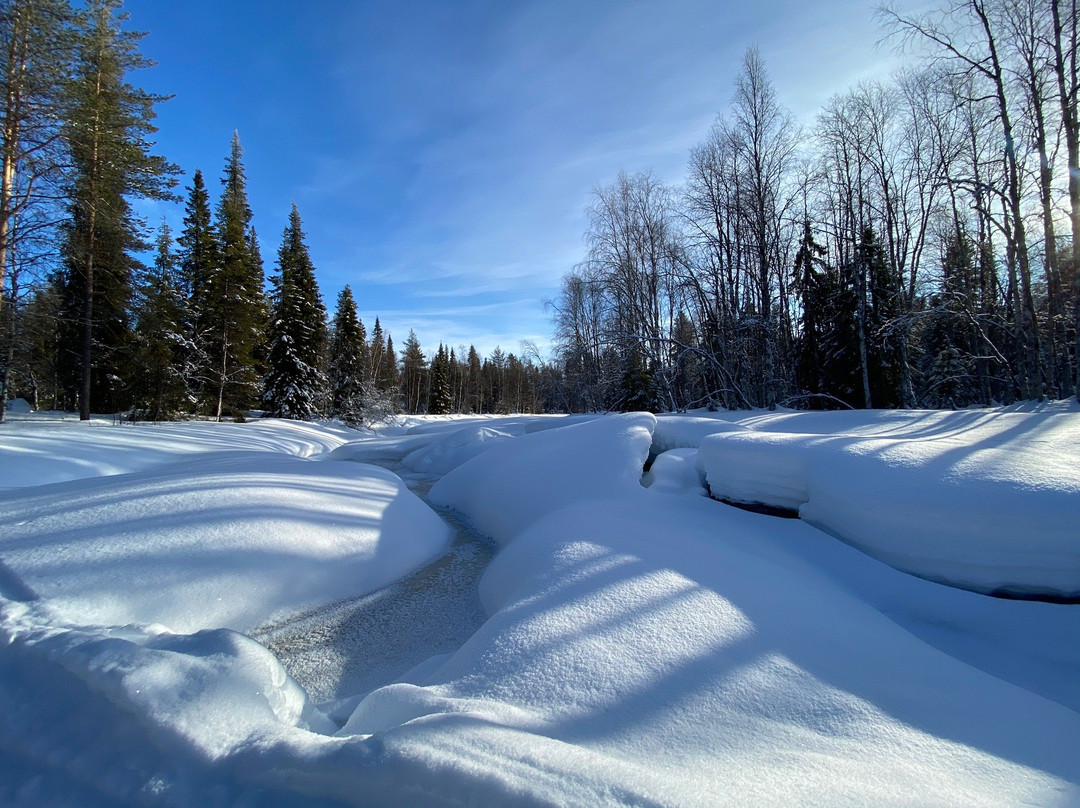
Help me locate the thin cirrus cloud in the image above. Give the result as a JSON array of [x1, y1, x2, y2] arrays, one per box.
[[135, 0, 893, 358]]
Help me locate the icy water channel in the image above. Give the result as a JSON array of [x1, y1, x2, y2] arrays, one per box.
[[251, 465, 495, 707]]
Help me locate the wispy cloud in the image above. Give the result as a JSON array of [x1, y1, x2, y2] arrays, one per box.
[[137, 0, 897, 360]]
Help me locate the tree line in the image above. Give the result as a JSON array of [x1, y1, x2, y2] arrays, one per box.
[[0, 0, 550, 423], [551, 0, 1080, 412], [7, 0, 1078, 422]]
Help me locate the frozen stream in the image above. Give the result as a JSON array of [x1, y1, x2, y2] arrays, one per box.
[[252, 468, 495, 706]]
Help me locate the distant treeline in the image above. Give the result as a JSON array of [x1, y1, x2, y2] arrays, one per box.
[[551, 2, 1080, 412]]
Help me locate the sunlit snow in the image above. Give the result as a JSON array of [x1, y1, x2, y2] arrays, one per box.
[[1, 406, 1077, 806]]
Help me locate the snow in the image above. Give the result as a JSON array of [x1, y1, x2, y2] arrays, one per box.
[[0, 452, 452, 632], [348, 411, 1080, 806], [4, 397, 32, 414], [694, 403, 1080, 597], [642, 447, 708, 496], [0, 415, 358, 490], [402, 423, 525, 475], [1, 407, 1078, 806], [428, 413, 655, 544]]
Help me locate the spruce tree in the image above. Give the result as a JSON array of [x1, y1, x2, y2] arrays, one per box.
[[203, 132, 266, 420], [449, 347, 463, 411], [62, 0, 177, 419], [178, 170, 215, 300], [368, 316, 384, 383], [619, 346, 654, 412], [327, 285, 365, 424], [427, 343, 453, 414], [382, 333, 398, 392], [263, 204, 326, 419], [400, 329, 426, 413], [466, 345, 482, 412], [131, 222, 194, 420], [793, 221, 828, 403], [177, 168, 216, 399]]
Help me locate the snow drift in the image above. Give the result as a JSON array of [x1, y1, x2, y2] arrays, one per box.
[[344, 410, 1080, 806], [402, 423, 525, 475], [0, 417, 357, 491], [1, 411, 1077, 807], [0, 452, 452, 632], [696, 408, 1080, 597], [428, 412, 655, 544]]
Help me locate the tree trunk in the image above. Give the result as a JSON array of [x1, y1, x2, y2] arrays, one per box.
[[0, 4, 28, 326], [79, 211, 94, 420], [1050, 0, 1080, 400], [216, 322, 227, 422]]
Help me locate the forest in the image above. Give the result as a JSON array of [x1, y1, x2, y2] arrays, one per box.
[[552, 1, 1080, 412], [0, 0, 551, 423], [1, 0, 1078, 423]]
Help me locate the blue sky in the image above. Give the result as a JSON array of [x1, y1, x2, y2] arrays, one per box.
[[132, 0, 895, 359]]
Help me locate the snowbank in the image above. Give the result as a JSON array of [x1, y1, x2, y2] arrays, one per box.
[[4, 397, 31, 413], [1, 411, 1077, 806], [697, 408, 1080, 597], [401, 423, 525, 475], [428, 412, 655, 544], [652, 413, 749, 454], [0, 453, 452, 632], [0, 418, 358, 490], [342, 414, 1080, 807], [641, 447, 707, 496]]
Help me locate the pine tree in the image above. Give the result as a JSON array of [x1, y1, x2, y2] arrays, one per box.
[[61, 0, 177, 419], [328, 285, 366, 424], [427, 343, 453, 414], [263, 204, 326, 420], [0, 0, 76, 420], [203, 132, 266, 420], [131, 222, 194, 420]]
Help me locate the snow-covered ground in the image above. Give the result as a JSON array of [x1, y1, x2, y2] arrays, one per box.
[[1, 406, 1077, 806], [689, 404, 1080, 598]]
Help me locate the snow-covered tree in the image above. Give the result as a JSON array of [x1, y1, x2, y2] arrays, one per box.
[[130, 222, 195, 420], [263, 204, 326, 419], [427, 343, 453, 414], [400, 329, 426, 413], [203, 132, 266, 420], [327, 284, 365, 424]]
